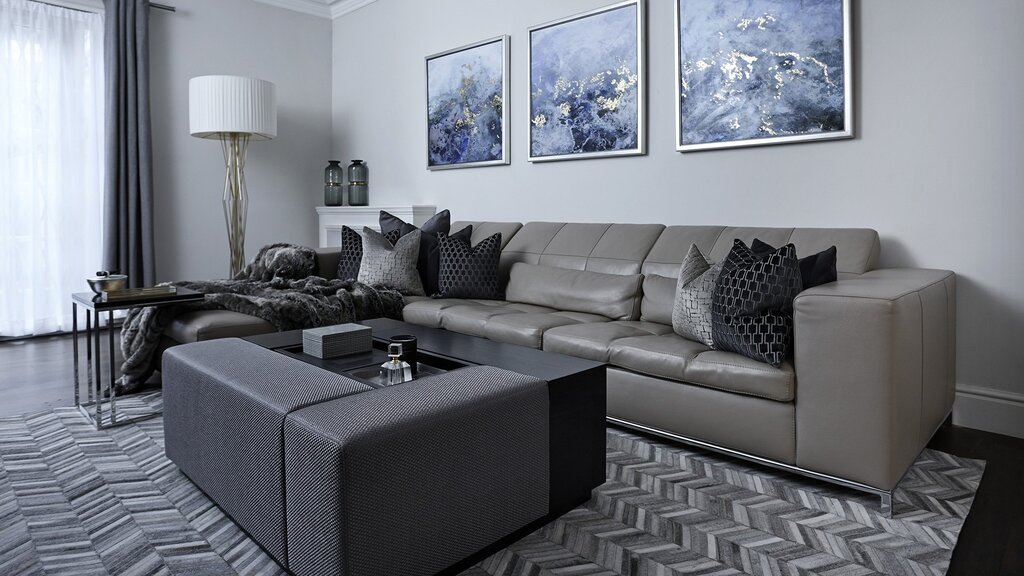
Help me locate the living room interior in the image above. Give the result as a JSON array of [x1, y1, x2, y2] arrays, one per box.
[[1, 0, 1022, 575]]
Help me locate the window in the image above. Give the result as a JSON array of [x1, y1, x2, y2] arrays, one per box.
[[0, 0, 104, 336]]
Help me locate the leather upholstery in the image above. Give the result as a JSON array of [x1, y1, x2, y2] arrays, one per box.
[[450, 221, 522, 251], [608, 335, 796, 402], [607, 368, 796, 463], [793, 268, 956, 490], [483, 313, 596, 349], [642, 226, 879, 278], [499, 222, 664, 279], [166, 310, 275, 343], [505, 262, 643, 321], [639, 273, 676, 325], [316, 249, 342, 280], [542, 321, 673, 362]]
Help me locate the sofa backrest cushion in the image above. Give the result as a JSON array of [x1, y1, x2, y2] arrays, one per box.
[[450, 221, 522, 251], [642, 226, 880, 278], [639, 273, 675, 325], [505, 262, 643, 320], [500, 222, 664, 277]]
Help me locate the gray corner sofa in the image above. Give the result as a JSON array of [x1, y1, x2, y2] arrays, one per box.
[[162, 221, 956, 507]]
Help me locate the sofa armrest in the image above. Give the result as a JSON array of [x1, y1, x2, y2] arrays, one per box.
[[315, 248, 341, 279], [793, 268, 956, 490]]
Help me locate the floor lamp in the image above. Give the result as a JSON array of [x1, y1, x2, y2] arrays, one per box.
[[189, 76, 277, 278]]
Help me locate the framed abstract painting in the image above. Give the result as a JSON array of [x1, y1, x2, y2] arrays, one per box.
[[676, 0, 852, 152], [528, 0, 646, 162], [426, 35, 510, 170]]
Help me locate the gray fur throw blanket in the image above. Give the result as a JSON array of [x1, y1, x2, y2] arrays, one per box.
[[118, 244, 404, 393]]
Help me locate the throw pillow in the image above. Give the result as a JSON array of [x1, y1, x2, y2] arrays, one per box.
[[380, 209, 452, 296], [671, 244, 722, 347], [336, 225, 401, 281], [751, 238, 837, 289], [357, 227, 425, 296], [437, 231, 503, 299], [236, 243, 318, 281], [711, 240, 802, 367]]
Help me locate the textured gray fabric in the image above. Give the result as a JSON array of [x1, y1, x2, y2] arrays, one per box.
[[358, 227, 425, 295], [162, 338, 371, 566], [671, 244, 720, 347], [102, 0, 154, 287], [285, 366, 550, 576]]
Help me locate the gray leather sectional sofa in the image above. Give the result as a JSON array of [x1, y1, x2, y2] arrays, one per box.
[[162, 221, 956, 506]]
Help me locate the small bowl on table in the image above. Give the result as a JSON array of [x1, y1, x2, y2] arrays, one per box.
[[87, 273, 128, 295]]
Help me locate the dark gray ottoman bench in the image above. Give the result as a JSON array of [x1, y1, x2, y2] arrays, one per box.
[[163, 338, 550, 576]]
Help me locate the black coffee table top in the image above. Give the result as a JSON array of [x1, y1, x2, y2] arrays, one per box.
[[72, 287, 204, 311], [360, 317, 603, 383], [245, 318, 604, 384]]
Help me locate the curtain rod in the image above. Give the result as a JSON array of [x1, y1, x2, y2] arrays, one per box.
[[29, 1, 176, 13]]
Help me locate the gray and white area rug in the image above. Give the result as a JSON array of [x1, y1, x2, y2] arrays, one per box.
[[0, 394, 984, 576]]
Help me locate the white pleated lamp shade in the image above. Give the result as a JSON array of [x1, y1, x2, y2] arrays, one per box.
[[189, 75, 277, 140]]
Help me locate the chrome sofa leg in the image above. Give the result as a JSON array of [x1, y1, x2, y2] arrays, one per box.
[[880, 492, 893, 517]]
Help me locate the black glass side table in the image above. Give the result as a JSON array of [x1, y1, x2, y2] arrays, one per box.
[[71, 287, 205, 429]]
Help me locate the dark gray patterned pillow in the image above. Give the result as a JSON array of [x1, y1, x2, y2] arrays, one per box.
[[357, 227, 424, 296], [671, 244, 721, 347], [711, 240, 802, 368], [336, 225, 401, 281], [437, 231, 502, 299]]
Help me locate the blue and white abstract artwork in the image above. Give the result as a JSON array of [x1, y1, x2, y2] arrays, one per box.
[[529, 1, 644, 161], [427, 36, 508, 169], [677, 0, 851, 151]]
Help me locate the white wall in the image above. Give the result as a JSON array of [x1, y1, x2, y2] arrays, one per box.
[[150, 0, 332, 281], [333, 0, 1024, 435]]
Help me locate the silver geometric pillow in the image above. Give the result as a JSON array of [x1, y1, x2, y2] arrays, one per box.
[[671, 243, 721, 347], [357, 227, 425, 296]]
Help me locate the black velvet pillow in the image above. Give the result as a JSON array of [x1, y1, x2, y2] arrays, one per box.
[[711, 240, 802, 368], [751, 238, 837, 290], [335, 225, 401, 281], [436, 231, 502, 299], [380, 209, 452, 295]]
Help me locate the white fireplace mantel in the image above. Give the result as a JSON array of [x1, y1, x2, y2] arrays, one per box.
[[315, 205, 437, 248]]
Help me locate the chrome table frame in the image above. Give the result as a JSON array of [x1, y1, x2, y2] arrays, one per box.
[[71, 289, 205, 430]]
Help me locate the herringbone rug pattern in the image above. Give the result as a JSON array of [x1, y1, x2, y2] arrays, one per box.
[[0, 395, 984, 576]]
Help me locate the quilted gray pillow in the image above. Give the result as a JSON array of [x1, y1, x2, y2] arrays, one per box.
[[357, 227, 425, 296], [671, 243, 721, 347]]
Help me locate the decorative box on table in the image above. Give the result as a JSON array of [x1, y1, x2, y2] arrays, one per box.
[[302, 323, 372, 359]]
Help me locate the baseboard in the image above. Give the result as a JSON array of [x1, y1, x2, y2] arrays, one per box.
[[954, 384, 1024, 440]]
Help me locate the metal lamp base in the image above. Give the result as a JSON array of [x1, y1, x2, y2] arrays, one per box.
[[221, 133, 250, 278]]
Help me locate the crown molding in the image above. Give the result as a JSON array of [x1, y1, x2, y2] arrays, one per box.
[[252, 0, 378, 19], [329, 0, 377, 18]]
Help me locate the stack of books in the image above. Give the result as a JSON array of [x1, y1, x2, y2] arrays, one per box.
[[101, 286, 178, 302], [302, 324, 372, 359]]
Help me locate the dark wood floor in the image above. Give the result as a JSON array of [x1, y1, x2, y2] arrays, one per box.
[[0, 333, 1021, 574]]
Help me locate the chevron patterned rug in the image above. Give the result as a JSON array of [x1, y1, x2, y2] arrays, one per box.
[[0, 394, 983, 576]]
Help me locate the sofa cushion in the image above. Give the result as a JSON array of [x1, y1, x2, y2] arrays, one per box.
[[165, 310, 274, 343], [359, 227, 425, 296], [437, 231, 503, 299], [542, 321, 673, 362], [506, 262, 643, 321], [483, 313, 609, 349], [712, 240, 801, 368], [639, 273, 675, 325], [609, 335, 794, 402], [671, 244, 721, 347]]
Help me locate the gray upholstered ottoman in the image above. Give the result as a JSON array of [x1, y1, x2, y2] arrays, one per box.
[[162, 338, 372, 566], [284, 365, 550, 576]]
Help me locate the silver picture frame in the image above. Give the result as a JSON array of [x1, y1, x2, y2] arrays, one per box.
[[675, 0, 853, 152], [527, 0, 646, 163], [425, 35, 510, 170]]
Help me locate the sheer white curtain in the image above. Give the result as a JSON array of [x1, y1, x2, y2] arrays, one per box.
[[0, 0, 104, 337]]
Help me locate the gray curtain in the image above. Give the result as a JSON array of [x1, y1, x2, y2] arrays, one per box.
[[103, 0, 155, 287]]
